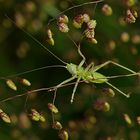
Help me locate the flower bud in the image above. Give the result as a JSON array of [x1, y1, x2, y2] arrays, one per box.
[[48, 103, 59, 113], [6, 79, 17, 91]]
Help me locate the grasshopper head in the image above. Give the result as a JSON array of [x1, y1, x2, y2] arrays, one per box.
[[66, 63, 77, 76]]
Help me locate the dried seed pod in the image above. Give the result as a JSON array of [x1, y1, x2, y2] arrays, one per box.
[[85, 28, 95, 39], [31, 109, 40, 121], [87, 20, 97, 29], [6, 79, 17, 91], [102, 4, 113, 16], [103, 88, 115, 97], [52, 121, 63, 130], [58, 15, 69, 23], [123, 113, 132, 125], [58, 23, 69, 33], [20, 78, 31, 86], [48, 103, 59, 113], [125, 9, 137, 23], [0, 112, 11, 123], [83, 13, 90, 23], [73, 14, 84, 28], [59, 130, 69, 140]]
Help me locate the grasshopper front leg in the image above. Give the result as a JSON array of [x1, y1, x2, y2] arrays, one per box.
[[52, 76, 77, 104]]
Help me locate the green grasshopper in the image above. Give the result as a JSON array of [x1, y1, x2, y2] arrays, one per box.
[[53, 44, 139, 103], [3, 16, 140, 105]]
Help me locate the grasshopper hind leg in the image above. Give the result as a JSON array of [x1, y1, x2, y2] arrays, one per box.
[[105, 81, 130, 98]]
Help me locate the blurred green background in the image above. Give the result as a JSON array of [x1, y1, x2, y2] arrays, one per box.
[[0, 0, 140, 139]]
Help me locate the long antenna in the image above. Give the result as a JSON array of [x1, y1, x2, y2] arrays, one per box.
[[5, 65, 65, 78], [47, 0, 104, 25], [5, 15, 67, 65]]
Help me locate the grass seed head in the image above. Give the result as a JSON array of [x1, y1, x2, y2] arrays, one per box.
[[102, 4, 113, 16], [87, 20, 97, 29], [47, 38, 54, 46], [136, 116, 140, 125], [21, 78, 31, 86], [125, 0, 135, 7], [85, 28, 95, 39], [90, 38, 98, 44], [6, 79, 17, 91], [48, 103, 59, 113], [102, 102, 110, 112], [47, 29, 53, 39], [0, 112, 11, 123], [58, 15, 69, 24], [83, 13, 90, 23], [59, 130, 69, 140], [52, 121, 63, 130], [58, 23, 69, 33], [125, 9, 138, 23], [31, 109, 40, 121], [39, 114, 46, 122], [123, 113, 132, 125], [73, 14, 84, 28], [103, 88, 115, 97]]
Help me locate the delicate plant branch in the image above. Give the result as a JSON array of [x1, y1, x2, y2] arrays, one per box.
[[47, 0, 104, 26]]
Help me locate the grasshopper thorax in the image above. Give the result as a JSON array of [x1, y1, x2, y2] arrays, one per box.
[[66, 63, 77, 76]]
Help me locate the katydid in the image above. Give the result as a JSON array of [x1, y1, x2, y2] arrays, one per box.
[[2, 11, 140, 105]]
